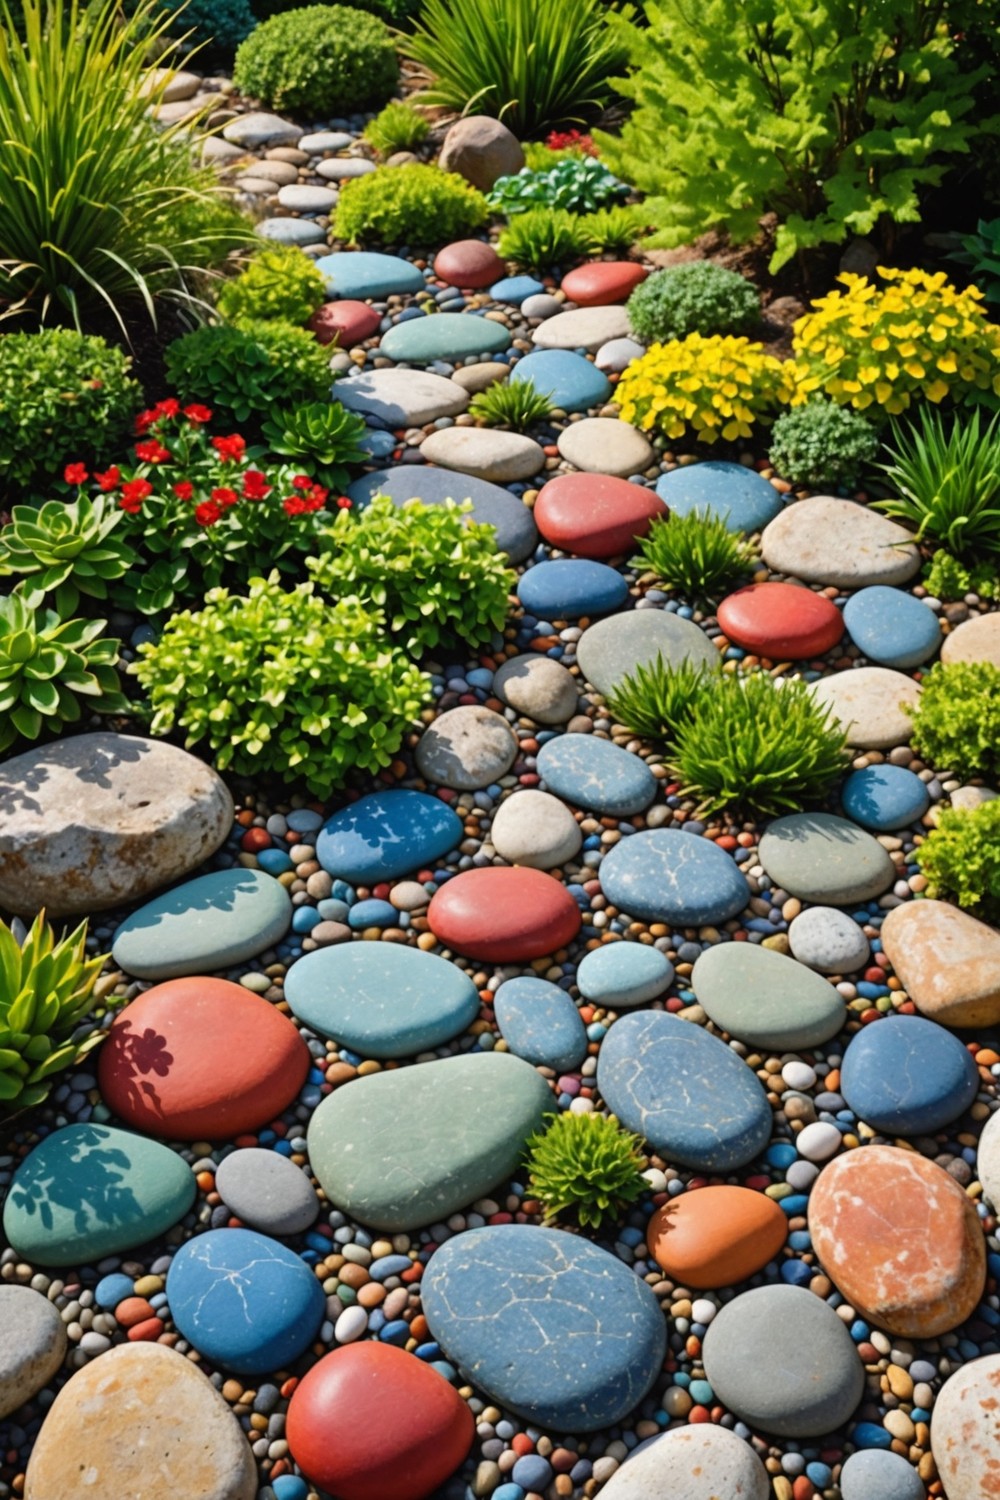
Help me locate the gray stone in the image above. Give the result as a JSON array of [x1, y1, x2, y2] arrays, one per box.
[[202, 136, 250, 164], [761, 497, 920, 587], [809, 666, 921, 749], [598, 1426, 770, 1500], [415, 706, 518, 790], [276, 183, 337, 213], [215, 1149, 319, 1236], [234, 175, 279, 196], [142, 68, 200, 103], [490, 789, 582, 869], [299, 131, 354, 152], [577, 610, 720, 696], [521, 294, 563, 320], [257, 217, 326, 246], [438, 115, 525, 191], [788, 905, 871, 973], [840, 1450, 925, 1500], [494, 654, 578, 723], [239, 160, 298, 186], [951, 785, 1000, 811], [758, 811, 896, 905], [557, 418, 655, 477], [347, 465, 537, 564], [691, 941, 846, 1049], [223, 112, 303, 149], [316, 157, 377, 180], [595, 337, 645, 372], [336, 368, 469, 425], [0, 1287, 67, 1420], [532, 306, 632, 352], [420, 428, 545, 483]]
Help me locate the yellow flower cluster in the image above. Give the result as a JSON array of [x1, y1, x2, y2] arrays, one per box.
[[614, 333, 794, 443], [789, 266, 1000, 415]]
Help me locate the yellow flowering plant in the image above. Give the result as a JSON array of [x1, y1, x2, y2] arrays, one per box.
[[614, 333, 795, 443]]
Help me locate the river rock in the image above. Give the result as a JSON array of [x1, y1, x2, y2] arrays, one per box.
[[277, 182, 336, 213], [716, 582, 844, 659], [336, 368, 468, 425], [809, 666, 922, 750], [576, 942, 674, 1007], [224, 111, 302, 149], [843, 586, 942, 668], [841, 764, 930, 831], [420, 426, 543, 481], [932, 1354, 1000, 1499], [510, 349, 612, 413], [534, 472, 666, 558], [761, 497, 921, 587], [215, 1149, 319, 1237], [577, 610, 720, 695], [315, 250, 425, 300], [599, 829, 749, 926], [493, 976, 587, 1071], [941, 611, 1000, 667], [518, 558, 629, 618], [382, 314, 511, 365], [415, 706, 517, 790], [0, 1287, 67, 1420], [493, 654, 578, 723], [597, 1426, 770, 1500], [438, 115, 524, 191], [308, 299, 381, 346], [787, 906, 871, 973], [489, 788, 582, 868], [316, 158, 376, 181], [840, 1014, 979, 1134], [347, 464, 537, 563], [434, 239, 505, 288], [758, 811, 896, 904], [316, 789, 461, 883], [646, 1185, 787, 1289], [258, 217, 324, 247], [881, 899, 1000, 1027], [537, 733, 656, 816], [978, 1109, 1000, 1212], [533, 306, 632, 351], [111, 868, 292, 980], [839, 1450, 926, 1500], [691, 941, 846, 1049], [655, 461, 784, 534], [556, 417, 655, 477], [561, 261, 647, 307], [427, 866, 581, 960]]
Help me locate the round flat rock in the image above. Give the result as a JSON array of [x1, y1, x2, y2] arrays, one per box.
[[111, 868, 292, 980], [489, 787, 582, 869], [0, 1286, 68, 1421], [576, 942, 674, 1007], [556, 417, 655, 478], [347, 465, 537, 563], [561, 262, 647, 307], [839, 1013, 979, 1134], [420, 427, 543, 482], [788, 906, 871, 973], [316, 789, 462, 883], [597, 1425, 770, 1500], [809, 666, 921, 750], [761, 497, 921, 587], [840, 1450, 926, 1500], [599, 829, 749, 926], [308, 299, 381, 347], [941, 612, 1000, 667], [646, 1185, 788, 1289], [691, 941, 846, 1049], [336, 369, 468, 427], [493, 654, 578, 723], [655, 461, 784, 534], [537, 733, 657, 816], [415, 706, 517, 790], [717, 582, 844, 659], [427, 866, 581, 961], [880, 899, 1000, 1028], [510, 350, 612, 414], [932, 1353, 1000, 1499], [841, 764, 930, 831], [577, 610, 720, 696], [315, 251, 425, 299], [434, 239, 505, 288], [493, 976, 587, 1072], [843, 586, 942, 668], [381, 314, 511, 364], [215, 1148, 320, 1236], [758, 811, 896, 905], [491, 274, 545, 304], [518, 559, 628, 619], [534, 473, 666, 558], [532, 305, 632, 351]]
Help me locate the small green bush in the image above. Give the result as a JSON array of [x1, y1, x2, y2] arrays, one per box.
[[469, 379, 553, 430], [259, 402, 369, 494], [605, 653, 711, 743], [0, 592, 126, 754], [875, 407, 1000, 558], [133, 573, 430, 794], [581, 204, 645, 255], [496, 210, 591, 271], [768, 401, 879, 492], [165, 321, 333, 432], [922, 551, 1000, 603], [364, 101, 430, 158], [155, 0, 256, 58], [334, 165, 489, 247], [626, 262, 759, 345], [949, 217, 1000, 306], [0, 495, 135, 617], [488, 158, 627, 216], [217, 244, 326, 327], [524, 1111, 647, 1230], [917, 800, 1000, 923], [633, 512, 758, 606], [910, 661, 1000, 779], [233, 4, 398, 116], [252, 0, 419, 21]]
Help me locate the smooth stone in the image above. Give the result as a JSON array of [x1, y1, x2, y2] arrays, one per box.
[[97, 977, 310, 1139], [434, 240, 505, 289], [3, 1124, 196, 1267], [576, 943, 673, 1007], [257, 217, 325, 246], [240, 160, 298, 185], [758, 811, 896, 905], [840, 1013, 978, 1134], [0, 732, 233, 917], [809, 666, 921, 750], [577, 610, 720, 695], [493, 977, 587, 1071], [223, 112, 302, 148], [308, 299, 381, 347], [691, 942, 846, 1049], [881, 899, 1000, 1027], [841, 764, 930, 831], [315, 157, 376, 180], [646, 1185, 787, 1289], [597, 1011, 771, 1169], [599, 829, 749, 926], [307, 1053, 550, 1231], [298, 130, 353, 151], [702, 1285, 864, 1437], [522, 292, 565, 319], [420, 426, 543, 482], [493, 654, 578, 723], [317, 789, 462, 883], [236, 175, 284, 195], [788, 906, 871, 973], [335, 369, 468, 425], [596, 336, 644, 373], [277, 183, 337, 213], [716, 582, 844, 659], [532, 306, 631, 351], [489, 788, 582, 869], [315, 251, 425, 299], [977, 1108, 1000, 1211], [597, 1426, 769, 1500], [427, 866, 581, 961], [438, 115, 525, 192], [560, 262, 647, 308], [381, 313, 511, 364], [284, 941, 478, 1058], [111, 868, 292, 980], [422, 1224, 666, 1432], [534, 472, 666, 559], [490, 274, 545, 305], [286, 1342, 474, 1500], [762, 497, 921, 587], [0, 1287, 67, 1420], [809, 1146, 986, 1337], [215, 1149, 319, 1236], [347, 465, 536, 563], [449, 361, 509, 393], [655, 461, 784, 534], [415, 705, 518, 790], [840, 1449, 926, 1500], [844, 586, 942, 668], [932, 1354, 1000, 1499], [536, 733, 656, 816], [22, 1343, 257, 1500], [556, 417, 655, 477], [951, 784, 1000, 811], [941, 611, 1000, 667], [510, 350, 612, 414], [167, 1229, 324, 1375]]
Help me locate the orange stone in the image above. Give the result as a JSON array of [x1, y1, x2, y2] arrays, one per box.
[[646, 1186, 788, 1289], [808, 1145, 986, 1337]]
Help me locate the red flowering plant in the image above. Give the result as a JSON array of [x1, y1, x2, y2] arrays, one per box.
[[63, 399, 346, 616], [545, 129, 599, 157]]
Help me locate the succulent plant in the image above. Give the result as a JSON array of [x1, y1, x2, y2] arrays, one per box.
[[0, 592, 127, 753], [524, 1111, 647, 1230], [259, 401, 369, 495], [468, 378, 553, 430], [0, 495, 136, 616]]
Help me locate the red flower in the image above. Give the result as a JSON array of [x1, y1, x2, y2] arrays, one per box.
[[211, 486, 239, 510], [119, 493, 143, 515], [242, 469, 272, 500], [212, 434, 246, 462], [283, 496, 307, 516], [195, 501, 222, 527], [152, 397, 180, 420], [95, 465, 121, 492], [121, 477, 153, 511], [336, 495, 353, 510], [63, 462, 89, 485], [172, 481, 195, 501], [546, 128, 597, 155], [134, 439, 171, 464], [184, 404, 213, 425], [291, 474, 314, 491], [135, 409, 157, 435]]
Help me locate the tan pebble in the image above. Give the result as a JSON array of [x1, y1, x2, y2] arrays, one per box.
[[887, 1364, 914, 1399]]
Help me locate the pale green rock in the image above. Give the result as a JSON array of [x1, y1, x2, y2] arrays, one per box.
[[691, 942, 847, 1050]]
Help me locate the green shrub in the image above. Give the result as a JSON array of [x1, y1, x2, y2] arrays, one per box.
[[217, 244, 326, 327], [496, 210, 591, 271], [0, 495, 135, 617], [334, 165, 489, 247], [922, 551, 1000, 603], [0, 331, 140, 497], [259, 402, 369, 494], [580, 204, 646, 255], [364, 101, 430, 158], [626, 262, 759, 344], [252, 0, 419, 21], [768, 401, 879, 492], [875, 407, 1000, 557], [524, 1111, 647, 1230], [308, 496, 514, 654], [469, 379, 553, 430], [0, 592, 126, 753], [950, 217, 1000, 305], [632, 511, 758, 605], [154, 0, 256, 58], [910, 661, 1000, 779], [133, 573, 430, 794], [233, 5, 398, 116], [605, 653, 712, 743], [488, 158, 627, 216], [916, 800, 1000, 923], [165, 321, 334, 432]]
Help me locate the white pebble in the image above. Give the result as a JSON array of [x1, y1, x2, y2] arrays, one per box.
[[334, 1306, 368, 1343], [796, 1122, 843, 1162], [782, 1061, 817, 1091], [691, 1298, 717, 1325]]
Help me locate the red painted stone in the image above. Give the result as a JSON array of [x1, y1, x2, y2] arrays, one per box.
[[97, 977, 310, 1140], [534, 473, 666, 559], [427, 867, 581, 961], [286, 1342, 474, 1500], [716, 582, 844, 659], [433, 239, 505, 289], [308, 300, 381, 347], [561, 261, 647, 307]]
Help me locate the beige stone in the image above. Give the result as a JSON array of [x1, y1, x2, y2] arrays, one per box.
[[532, 306, 632, 353], [808, 666, 921, 749], [490, 789, 582, 869], [0, 1287, 66, 1420], [881, 898, 1000, 1026], [557, 418, 655, 477], [420, 428, 544, 483], [450, 362, 509, 394], [761, 497, 921, 587], [931, 1353, 1000, 1499], [438, 115, 525, 191], [598, 1424, 769, 1500], [941, 611, 1000, 667]]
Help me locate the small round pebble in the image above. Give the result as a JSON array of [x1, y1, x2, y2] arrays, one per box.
[[788, 906, 871, 974]]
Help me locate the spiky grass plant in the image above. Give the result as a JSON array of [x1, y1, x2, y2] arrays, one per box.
[[469, 378, 553, 430], [496, 210, 591, 272], [605, 653, 712, 743], [525, 1111, 647, 1230], [875, 406, 1000, 558], [364, 100, 430, 158], [582, 204, 646, 255], [633, 511, 758, 607]]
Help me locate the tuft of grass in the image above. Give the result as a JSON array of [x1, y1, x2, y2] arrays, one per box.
[[632, 511, 758, 606], [469, 378, 553, 429], [581, 204, 646, 255], [364, 100, 430, 158], [524, 1111, 647, 1230], [605, 652, 711, 743], [496, 209, 591, 271], [874, 406, 1000, 558]]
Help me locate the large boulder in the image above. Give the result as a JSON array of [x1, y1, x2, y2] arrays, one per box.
[[438, 115, 525, 191], [0, 732, 233, 916]]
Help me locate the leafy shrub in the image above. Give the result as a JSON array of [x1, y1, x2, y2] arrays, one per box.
[[259, 402, 368, 494], [496, 210, 591, 271], [233, 4, 398, 116], [0, 494, 135, 616], [632, 511, 758, 604], [216, 244, 326, 327], [0, 592, 125, 753], [910, 661, 1000, 779], [524, 1111, 647, 1230], [922, 551, 1000, 603], [605, 653, 711, 742], [334, 164, 489, 247], [950, 217, 1000, 306], [615, 335, 794, 443], [252, 0, 420, 21], [154, 0, 256, 58], [768, 401, 879, 492], [626, 263, 759, 344], [488, 158, 627, 216], [165, 321, 334, 433], [308, 497, 514, 654], [0, 331, 140, 497], [133, 573, 430, 795], [0, 913, 109, 1113], [469, 379, 553, 430], [364, 101, 430, 158], [874, 407, 1000, 556], [916, 800, 1000, 923], [401, 0, 630, 138], [580, 205, 646, 255]]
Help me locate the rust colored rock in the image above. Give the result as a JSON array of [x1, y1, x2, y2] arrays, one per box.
[[646, 1185, 788, 1289], [881, 899, 1000, 1027], [427, 866, 581, 961], [560, 261, 647, 307], [434, 239, 505, 289], [309, 299, 381, 347]]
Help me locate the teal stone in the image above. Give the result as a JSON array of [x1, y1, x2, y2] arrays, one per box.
[[2, 1124, 196, 1267], [758, 812, 896, 905], [258, 218, 324, 247], [380, 314, 511, 363], [493, 977, 587, 1072], [577, 610, 720, 696], [537, 734, 657, 816], [284, 942, 479, 1058], [599, 830, 750, 926], [691, 942, 846, 1049], [843, 586, 942, 669], [307, 1053, 551, 1231], [510, 350, 612, 414], [111, 869, 292, 980], [315, 251, 425, 299], [655, 461, 784, 534], [576, 943, 674, 1008]]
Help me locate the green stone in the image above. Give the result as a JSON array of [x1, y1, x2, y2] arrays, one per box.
[[691, 942, 846, 1050], [758, 812, 896, 906], [379, 313, 511, 364], [111, 869, 292, 980]]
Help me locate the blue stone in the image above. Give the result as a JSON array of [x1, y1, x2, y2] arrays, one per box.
[[841, 765, 930, 832], [599, 829, 750, 925], [510, 350, 612, 413], [512, 1456, 553, 1490], [380, 313, 511, 363], [597, 1011, 771, 1169], [111, 869, 292, 981], [517, 559, 628, 619], [576, 943, 674, 1008], [315, 250, 425, 299], [840, 1449, 926, 1500], [852, 1422, 895, 1450], [257, 217, 325, 247], [347, 898, 396, 929], [493, 977, 588, 1072], [317, 790, 462, 883], [347, 466, 537, 564], [839, 1014, 979, 1135], [285, 941, 479, 1058], [843, 586, 942, 668], [95, 1273, 135, 1308], [655, 461, 784, 534], [166, 1228, 325, 1376], [537, 735, 656, 817], [491, 275, 545, 304], [272, 1478, 310, 1500], [422, 1224, 666, 1431]]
